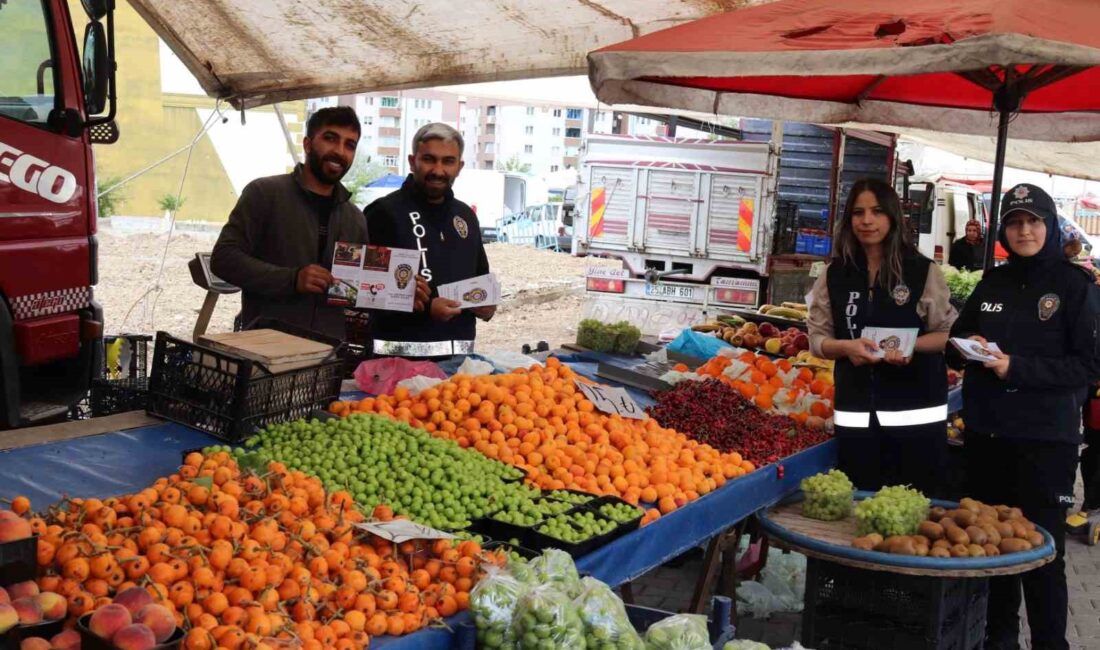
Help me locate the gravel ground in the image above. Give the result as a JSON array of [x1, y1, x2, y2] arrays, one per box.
[[95, 223, 616, 352]]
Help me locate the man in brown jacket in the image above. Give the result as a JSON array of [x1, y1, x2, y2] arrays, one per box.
[[212, 106, 427, 339]]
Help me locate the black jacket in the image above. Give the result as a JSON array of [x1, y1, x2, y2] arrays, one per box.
[[948, 238, 983, 271], [211, 165, 367, 339], [949, 216, 1100, 443], [826, 253, 948, 418], [364, 176, 489, 345]]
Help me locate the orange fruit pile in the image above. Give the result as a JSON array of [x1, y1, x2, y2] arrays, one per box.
[[26, 452, 499, 650], [330, 358, 753, 522], [693, 352, 834, 425]]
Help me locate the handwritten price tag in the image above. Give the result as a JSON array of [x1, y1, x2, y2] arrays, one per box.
[[574, 379, 646, 420]]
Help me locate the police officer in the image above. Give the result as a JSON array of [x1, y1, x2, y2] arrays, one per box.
[[807, 178, 956, 496], [949, 183, 1100, 650], [364, 123, 493, 358]]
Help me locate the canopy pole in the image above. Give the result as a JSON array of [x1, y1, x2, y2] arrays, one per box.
[[984, 108, 1011, 270]]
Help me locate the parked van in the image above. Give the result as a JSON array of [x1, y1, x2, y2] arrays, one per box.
[[906, 177, 989, 264]]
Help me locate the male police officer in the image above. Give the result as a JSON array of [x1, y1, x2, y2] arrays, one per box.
[[364, 123, 493, 358]]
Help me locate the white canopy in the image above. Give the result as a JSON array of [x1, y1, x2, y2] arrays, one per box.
[[127, 0, 745, 109]]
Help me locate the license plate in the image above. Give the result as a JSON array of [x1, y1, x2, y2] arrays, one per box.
[[645, 283, 696, 300]]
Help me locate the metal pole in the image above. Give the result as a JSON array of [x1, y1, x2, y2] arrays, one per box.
[[983, 108, 1012, 270], [273, 104, 301, 165]]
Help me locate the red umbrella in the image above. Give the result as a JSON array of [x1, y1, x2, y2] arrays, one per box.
[[589, 0, 1100, 268]]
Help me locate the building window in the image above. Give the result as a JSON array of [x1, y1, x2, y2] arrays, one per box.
[[383, 155, 398, 167], [526, 106, 535, 116], [551, 165, 559, 172], [484, 143, 495, 154], [379, 136, 400, 147], [364, 116, 373, 126], [380, 96, 399, 108], [524, 145, 534, 153], [487, 105, 497, 116], [364, 97, 374, 106], [565, 127, 581, 138], [380, 116, 400, 128], [566, 108, 583, 120], [486, 124, 496, 135], [524, 126, 534, 135], [553, 109, 562, 117], [552, 127, 561, 136]]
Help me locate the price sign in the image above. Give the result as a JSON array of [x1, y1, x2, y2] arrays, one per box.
[[354, 520, 456, 543], [574, 379, 646, 420]]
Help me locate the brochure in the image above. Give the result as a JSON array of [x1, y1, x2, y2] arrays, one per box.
[[860, 327, 918, 358], [328, 242, 420, 312], [950, 337, 1003, 363], [437, 273, 502, 309]]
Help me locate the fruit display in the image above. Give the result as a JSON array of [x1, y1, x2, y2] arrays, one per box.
[[0, 580, 67, 636], [723, 642, 772, 650], [81, 594, 180, 648], [596, 501, 644, 525], [469, 568, 526, 649], [574, 577, 645, 650], [577, 320, 642, 354], [648, 380, 832, 468], [534, 511, 616, 544], [329, 358, 753, 521], [24, 450, 503, 649], [800, 470, 855, 521], [237, 413, 543, 530], [665, 351, 833, 425], [511, 585, 587, 649], [698, 319, 810, 356], [851, 498, 1046, 558], [758, 302, 809, 321], [947, 416, 965, 443], [643, 613, 711, 650], [854, 486, 931, 537], [528, 550, 582, 599]]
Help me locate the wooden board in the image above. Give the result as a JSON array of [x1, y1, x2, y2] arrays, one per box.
[[763, 501, 1054, 578], [0, 411, 161, 451], [199, 329, 333, 373]]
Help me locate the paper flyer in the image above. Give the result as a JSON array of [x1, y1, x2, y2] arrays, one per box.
[[950, 337, 1003, 363], [437, 273, 501, 309], [860, 327, 918, 358], [328, 242, 420, 312]]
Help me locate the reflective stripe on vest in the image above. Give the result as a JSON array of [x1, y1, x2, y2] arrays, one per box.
[[834, 404, 948, 429]]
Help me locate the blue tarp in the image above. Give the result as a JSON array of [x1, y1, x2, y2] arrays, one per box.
[[366, 174, 406, 188]]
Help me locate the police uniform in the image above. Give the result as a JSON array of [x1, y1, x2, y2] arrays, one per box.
[[807, 251, 956, 496], [949, 184, 1100, 650], [364, 175, 489, 358]]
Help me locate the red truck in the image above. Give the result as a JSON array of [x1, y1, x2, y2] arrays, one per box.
[[0, 0, 116, 428]]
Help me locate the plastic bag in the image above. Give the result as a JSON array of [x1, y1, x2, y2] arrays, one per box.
[[354, 357, 446, 394], [574, 577, 645, 649], [482, 351, 544, 373], [396, 375, 445, 396], [735, 550, 806, 618], [667, 329, 732, 360], [511, 585, 587, 650], [644, 613, 711, 650], [455, 356, 495, 377], [723, 642, 771, 650], [470, 566, 526, 649], [530, 549, 582, 599]]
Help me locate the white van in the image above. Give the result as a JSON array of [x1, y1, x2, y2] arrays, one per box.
[[907, 177, 989, 264]]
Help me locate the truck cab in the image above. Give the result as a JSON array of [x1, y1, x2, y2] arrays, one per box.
[[0, 0, 116, 428]]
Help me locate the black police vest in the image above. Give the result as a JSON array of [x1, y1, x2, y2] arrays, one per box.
[[826, 255, 948, 427]]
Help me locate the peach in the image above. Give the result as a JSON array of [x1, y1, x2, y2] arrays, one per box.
[[112, 587, 153, 615], [0, 586, 9, 605], [35, 591, 66, 621], [7, 581, 39, 600], [0, 603, 18, 634], [12, 597, 43, 625], [19, 638, 50, 650], [0, 516, 32, 542], [0, 510, 19, 522], [89, 603, 132, 640], [135, 604, 174, 643], [112, 624, 156, 650], [50, 628, 81, 650]]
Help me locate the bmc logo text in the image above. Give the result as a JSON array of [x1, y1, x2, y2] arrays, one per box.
[[980, 302, 1003, 313], [0, 140, 78, 204]]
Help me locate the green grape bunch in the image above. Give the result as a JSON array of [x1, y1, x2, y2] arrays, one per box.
[[800, 470, 855, 521], [854, 485, 931, 536]]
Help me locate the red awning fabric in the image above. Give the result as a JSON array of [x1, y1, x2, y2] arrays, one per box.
[[589, 0, 1100, 142]]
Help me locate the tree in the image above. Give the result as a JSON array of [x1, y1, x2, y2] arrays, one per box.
[[157, 193, 186, 214], [342, 156, 391, 203], [96, 176, 126, 220], [496, 154, 531, 174]]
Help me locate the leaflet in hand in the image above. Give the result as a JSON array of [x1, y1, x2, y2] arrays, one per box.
[[328, 242, 420, 312], [950, 337, 1003, 363], [437, 273, 501, 309], [860, 327, 918, 358]]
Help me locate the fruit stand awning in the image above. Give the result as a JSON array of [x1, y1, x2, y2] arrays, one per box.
[[126, 0, 754, 110]]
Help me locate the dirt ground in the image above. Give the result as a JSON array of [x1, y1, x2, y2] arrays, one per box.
[[94, 223, 616, 353]]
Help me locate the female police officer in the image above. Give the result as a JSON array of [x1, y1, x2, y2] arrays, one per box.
[[950, 183, 1100, 650], [807, 178, 956, 496]]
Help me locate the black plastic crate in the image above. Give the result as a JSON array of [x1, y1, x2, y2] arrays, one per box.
[[802, 557, 988, 650], [0, 619, 65, 650], [527, 510, 620, 558], [147, 332, 343, 443], [103, 334, 153, 380], [90, 377, 149, 417], [0, 536, 37, 586], [773, 201, 801, 255], [585, 495, 645, 540]]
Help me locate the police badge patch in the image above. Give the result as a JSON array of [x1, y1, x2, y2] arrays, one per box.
[[1038, 293, 1060, 321], [453, 216, 469, 239], [892, 284, 911, 306]]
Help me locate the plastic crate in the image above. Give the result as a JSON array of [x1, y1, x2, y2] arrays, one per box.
[[90, 377, 149, 416], [103, 334, 153, 380], [146, 332, 343, 443], [802, 557, 988, 650], [0, 536, 37, 586], [0, 619, 65, 650], [77, 614, 183, 650], [773, 201, 801, 255]]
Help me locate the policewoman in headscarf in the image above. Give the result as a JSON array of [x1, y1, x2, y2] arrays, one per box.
[[807, 178, 957, 496], [949, 183, 1100, 650]]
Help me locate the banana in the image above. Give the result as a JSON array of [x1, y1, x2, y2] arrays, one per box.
[[692, 322, 722, 332], [781, 302, 808, 311], [767, 307, 808, 320]]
